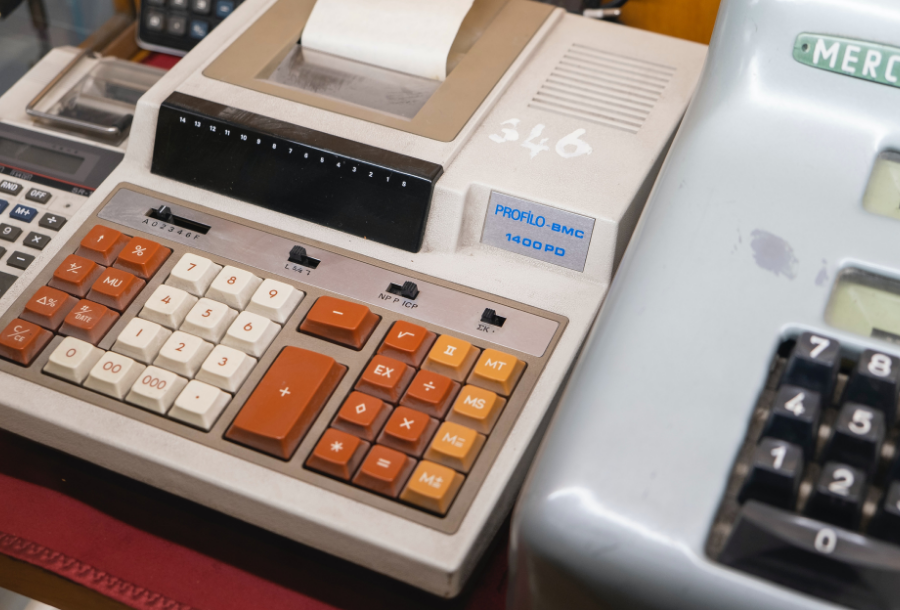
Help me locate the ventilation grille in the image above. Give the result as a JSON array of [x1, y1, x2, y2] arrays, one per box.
[[530, 43, 676, 134]]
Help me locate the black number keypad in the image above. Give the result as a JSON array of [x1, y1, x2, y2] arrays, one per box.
[[708, 333, 900, 610]]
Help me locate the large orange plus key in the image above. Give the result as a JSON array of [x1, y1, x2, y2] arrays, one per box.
[[226, 347, 347, 459]]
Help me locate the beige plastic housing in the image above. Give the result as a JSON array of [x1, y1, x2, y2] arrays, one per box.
[[0, 0, 706, 597]]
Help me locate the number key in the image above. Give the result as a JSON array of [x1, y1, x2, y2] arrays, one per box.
[[245, 278, 303, 324], [206, 265, 261, 310], [196, 344, 256, 392], [869, 481, 900, 544], [0, 223, 22, 242], [738, 437, 804, 509], [823, 403, 884, 474], [221, 310, 279, 357], [781, 332, 841, 399], [805, 462, 867, 530], [153, 331, 213, 378], [181, 297, 237, 342], [83, 351, 144, 400], [842, 349, 900, 423], [762, 385, 821, 455], [139, 285, 197, 329], [167, 252, 221, 296], [125, 365, 188, 414]]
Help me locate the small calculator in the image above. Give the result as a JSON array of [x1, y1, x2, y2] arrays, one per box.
[[138, 0, 246, 56]]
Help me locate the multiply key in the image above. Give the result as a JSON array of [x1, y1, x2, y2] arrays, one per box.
[[226, 347, 346, 459], [48, 254, 104, 298]]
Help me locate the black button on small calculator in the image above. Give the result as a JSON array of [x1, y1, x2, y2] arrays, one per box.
[[738, 437, 804, 509], [138, 0, 245, 55]]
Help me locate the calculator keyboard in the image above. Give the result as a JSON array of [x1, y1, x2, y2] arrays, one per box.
[[0, 176, 82, 299], [139, 0, 246, 55], [0, 189, 561, 527], [708, 332, 900, 609]]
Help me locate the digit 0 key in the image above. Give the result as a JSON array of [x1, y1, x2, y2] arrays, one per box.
[[226, 347, 346, 459]]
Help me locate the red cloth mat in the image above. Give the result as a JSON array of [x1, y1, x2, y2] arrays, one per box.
[[0, 429, 508, 610]]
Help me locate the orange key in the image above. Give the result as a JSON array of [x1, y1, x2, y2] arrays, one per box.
[[114, 236, 171, 279], [446, 385, 507, 434], [400, 369, 460, 418], [306, 428, 369, 480], [468, 348, 526, 396], [423, 421, 486, 473], [21, 286, 78, 330], [332, 391, 391, 441], [354, 355, 414, 403], [226, 347, 347, 459], [48, 254, 105, 298], [422, 335, 480, 382], [0, 318, 52, 365], [58, 300, 119, 345], [376, 406, 438, 457], [86, 267, 145, 311], [352, 445, 416, 497], [299, 296, 379, 349], [399, 461, 464, 515], [75, 225, 130, 266], [377, 321, 436, 367]]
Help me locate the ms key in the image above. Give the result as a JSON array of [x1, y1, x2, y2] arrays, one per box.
[[719, 501, 900, 610]]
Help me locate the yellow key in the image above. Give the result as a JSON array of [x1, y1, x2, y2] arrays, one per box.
[[400, 460, 465, 515], [467, 348, 525, 396], [424, 421, 486, 473], [422, 335, 480, 382], [447, 385, 507, 434]]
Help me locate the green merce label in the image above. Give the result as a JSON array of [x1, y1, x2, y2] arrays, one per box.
[[794, 34, 900, 89]]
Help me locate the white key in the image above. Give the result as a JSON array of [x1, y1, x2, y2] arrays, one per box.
[[246, 278, 303, 324], [43, 337, 104, 383], [221, 311, 280, 357], [126, 366, 188, 414], [139, 284, 197, 329], [196, 344, 256, 392], [166, 253, 222, 296], [168, 380, 230, 430], [154, 331, 213, 377], [83, 352, 144, 399], [180, 298, 237, 342], [112, 318, 171, 363], [205, 266, 261, 310]]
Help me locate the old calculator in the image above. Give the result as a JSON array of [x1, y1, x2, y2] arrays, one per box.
[[0, 0, 705, 597], [510, 0, 900, 609]]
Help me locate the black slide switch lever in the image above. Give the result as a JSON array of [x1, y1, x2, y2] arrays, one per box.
[[288, 245, 320, 269], [481, 308, 506, 327], [387, 281, 419, 300], [719, 501, 900, 609], [147, 205, 210, 235]]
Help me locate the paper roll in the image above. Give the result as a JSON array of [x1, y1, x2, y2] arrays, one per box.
[[302, 0, 476, 81]]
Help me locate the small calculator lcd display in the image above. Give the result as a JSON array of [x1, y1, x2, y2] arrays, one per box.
[[826, 269, 900, 344], [863, 152, 900, 221]]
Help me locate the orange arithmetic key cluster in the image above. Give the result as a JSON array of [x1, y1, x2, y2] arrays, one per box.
[[305, 319, 526, 515], [0, 225, 169, 366]]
